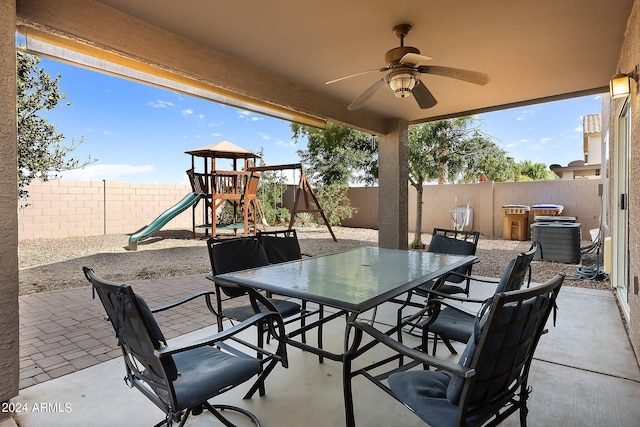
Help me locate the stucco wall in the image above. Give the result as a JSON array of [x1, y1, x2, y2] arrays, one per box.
[[614, 0, 640, 363], [1, 0, 20, 407]]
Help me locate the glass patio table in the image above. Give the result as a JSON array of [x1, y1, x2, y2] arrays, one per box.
[[213, 246, 477, 362]]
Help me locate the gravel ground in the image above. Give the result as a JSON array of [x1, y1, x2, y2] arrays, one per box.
[[18, 226, 610, 296]]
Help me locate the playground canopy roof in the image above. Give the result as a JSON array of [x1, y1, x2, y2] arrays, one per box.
[[185, 140, 261, 160]]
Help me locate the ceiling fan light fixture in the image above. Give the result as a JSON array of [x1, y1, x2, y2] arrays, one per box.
[[387, 71, 417, 98]]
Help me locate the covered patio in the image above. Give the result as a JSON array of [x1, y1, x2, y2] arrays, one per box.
[[4, 274, 640, 426], [2, 0, 640, 424]]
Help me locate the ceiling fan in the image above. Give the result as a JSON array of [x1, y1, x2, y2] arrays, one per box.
[[326, 24, 490, 111]]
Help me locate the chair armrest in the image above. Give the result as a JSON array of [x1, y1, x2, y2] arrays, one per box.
[[400, 297, 478, 329], [443, 270, 499, 284], [348, 321, 474, 379], [421, 288, 487, 304], [150, 291, 217, 313], [428, 299, 480, 318], [156, 310, 280, 356]]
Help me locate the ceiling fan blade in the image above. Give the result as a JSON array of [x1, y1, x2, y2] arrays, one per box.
[[399, 52, 433, 66], [326, 68, 388, 85], [411, 81, 438, 109], [348, 79, 386, 110], [417, 65, 490, 85]]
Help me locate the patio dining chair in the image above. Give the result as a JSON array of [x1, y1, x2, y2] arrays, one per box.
[[344, 273, 564, 427], [420, 228, 481, 296], [407, 242, 539, 356], [257, 228, 325, 357], [83, 267, 287, 427], [394, 228, 480, 332], [257, 228, 309, 263], [206, 236, 302, 334]]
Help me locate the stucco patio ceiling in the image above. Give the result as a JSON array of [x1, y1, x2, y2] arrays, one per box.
[[17, 0, 634, 135]]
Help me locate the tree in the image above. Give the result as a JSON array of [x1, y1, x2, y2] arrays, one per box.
[[408, 118, 504, 247], [17, 51, 94, 206], [291, 122, 378, 186], [458, 137, 518, 183], [517, 160, 556, 181], [291, 122, 376, 226]]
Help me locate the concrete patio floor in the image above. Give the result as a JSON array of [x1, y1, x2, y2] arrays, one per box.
[[3, 276, 640, 426]]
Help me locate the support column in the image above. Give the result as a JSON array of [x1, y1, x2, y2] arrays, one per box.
[[378, 119, 409, 249], [0, 0, 20, 407]]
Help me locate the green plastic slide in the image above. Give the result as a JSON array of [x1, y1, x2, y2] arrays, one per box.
[[127, 192, 205, 251]]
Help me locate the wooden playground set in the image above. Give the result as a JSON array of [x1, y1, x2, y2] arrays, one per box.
[[127, 141, 335, 251]]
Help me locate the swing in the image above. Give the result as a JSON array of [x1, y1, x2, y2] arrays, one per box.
[[248, 163, 337, 241]]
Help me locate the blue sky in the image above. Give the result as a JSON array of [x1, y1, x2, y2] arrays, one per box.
[[36, 57, 604, 185]]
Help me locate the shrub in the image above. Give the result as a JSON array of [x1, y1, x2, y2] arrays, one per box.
[[314, 184, 356, 226]]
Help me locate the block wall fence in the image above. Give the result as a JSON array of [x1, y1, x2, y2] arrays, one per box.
[[18, 180, 194, 240], [342, 179, 602, 239], [18, 178, 601, 241]]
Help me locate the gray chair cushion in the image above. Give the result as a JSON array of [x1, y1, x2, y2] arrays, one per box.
[[445, 310, 486, 405], [118, 291, 178, 381], [134, 294, 167, 346], [222, 299, 301, 322], [493, 259, 516, 293], [388, 370, 461, 427], [157, 345, 262, 409], [446, 294, 541, 406], [426, 308, 476, 344]]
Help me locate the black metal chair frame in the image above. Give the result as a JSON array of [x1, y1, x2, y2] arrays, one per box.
[[404, 242, 540, 356], [343, 273, 564, 427], [256, 228, 313, 261], [256, 228, 325, 354], [422, 228, 481, 296], [392, 228, 480, 340], [84, 267, 288, 427], [207, 236, 291, 332], [207, 234, 325, 361]]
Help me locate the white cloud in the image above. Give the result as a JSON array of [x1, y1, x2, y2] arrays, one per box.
[[181, 109, 194, 116], [147, 100, 175, 108], [58, 164, 155, 181], [539, 137, 552, 144], [259, 132, 271, 141], [237, 110, 263, 122], [276, 139, 295, 147], [198, 114, 204, 120], [516, 108, 530, 121]]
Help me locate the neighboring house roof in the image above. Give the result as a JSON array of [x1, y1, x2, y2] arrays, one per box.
[[550, 160, 600, 179], [552, 113, 602, 179], [583, 114, 602, 135]]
